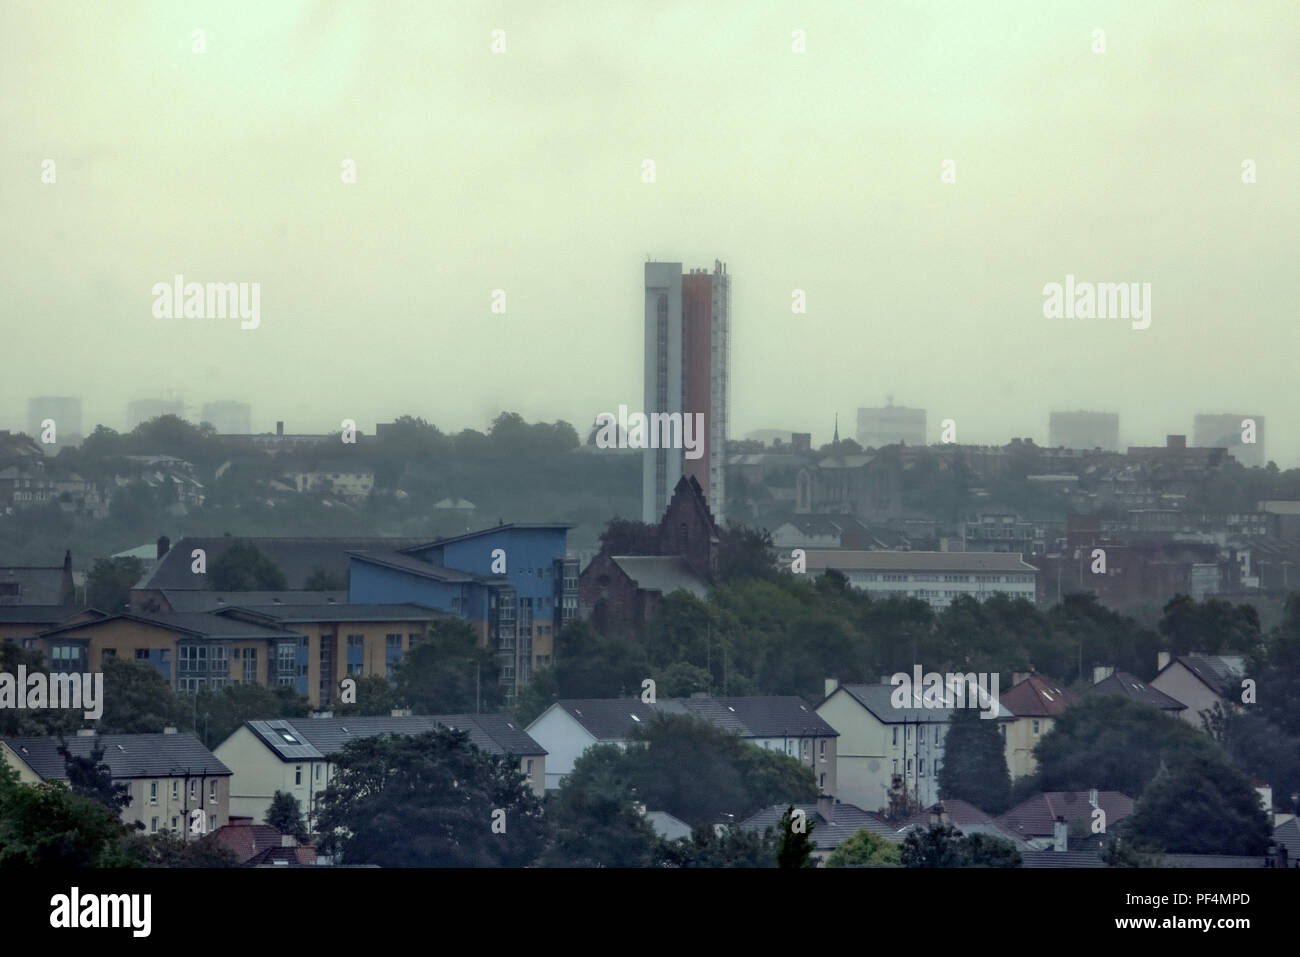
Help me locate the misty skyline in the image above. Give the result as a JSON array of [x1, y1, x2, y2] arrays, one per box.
[[3, 2, 1296, 463]]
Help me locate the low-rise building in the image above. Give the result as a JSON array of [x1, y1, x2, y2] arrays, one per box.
[[998, 674, 1079, 778], [1150, 653, 1246, 729], [794, 550, 1039, 609]]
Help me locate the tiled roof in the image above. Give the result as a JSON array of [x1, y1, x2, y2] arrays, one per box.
[[1167, 655, 1245, 698], [246, 714, 545, 762], [610, 556, 708, 599], [802, 550, 1037, 573], [219, 603, 448, 624], [0, 605, 87, 624], [1085, 672, 1186, 710], [739, 802, 898, 850], [159, 590, 348, 612], [999, 675, 1079, 717], [2, 733, 230, 779], [137, 537, 430, 590], [1021, 850, 1106, 868], [831, 683, 1013, 722], [998, 791, 1135, 838], [210, 820, 285, 864], [346, 550, 481, 583], [0, 566, 68, 605]]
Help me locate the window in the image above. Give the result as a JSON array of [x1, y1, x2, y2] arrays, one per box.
[[819, 740, 826, 761], [919, 759, 925, 776], [819, 772, 826, 790], [801, 740, 810, 759], [151, 817, 158, 834], [892, 727, 898, 747], [101, 648, 116, 665], [315, 764, 322, 781], [525, 759, 534, 776], [171, 817, 178, 831], [907, 759, 913, 773], [149, 782, 158, 805], [209, 780, 217, 803], [295, 766, 302, 786], [1033, 719, 1040, 734], [136, 648, 150, 660], [278, 642, 298, 676], [892, 759, 898, 774], [172, 780, 178, 801], [242, 647, 257, 683]]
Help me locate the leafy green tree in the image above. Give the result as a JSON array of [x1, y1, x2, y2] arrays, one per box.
[[1100, 835, 1165, 867], [655, 825, 776, 868], [0, 762, 132, 867], [124, 831, 239, 867], [1201, 701, 1300, 802], [937, 706, 1012, 813], [266, 790, 309, 842], [551, 620, 647, 698], [1253, 594, 1300, 736], [1047, 593, 1161, 681], [961, 832, 1023, 867], [1158, 595, 1262, 657], [598, 518, 659, 555], [392, 619, 501, 714], [543, 745, 657, 867], [207, 542, 288, 591], [99, 658, 188, 734], [335, 675, 396, 717], [57, 738, 132, 814], [302, 567, 345, 591], [775, 805, 817, 868], [900, 822, 967, 867], [718, 523, 776, 583], [824, 828, 901, 867], [316, 728, 544, 867], [0, 643, 78, 737], [86, 556, 145, 611], [513, 667, 559, 726], [1034, 696, 1223, 799], [1124, 754, 1271, 854], [655, 662, 712, 697]]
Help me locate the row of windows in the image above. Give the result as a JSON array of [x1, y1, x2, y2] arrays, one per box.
[[892, 725, 945, 745], [148, 778, 219, 804], [150, 814, 219, 834]]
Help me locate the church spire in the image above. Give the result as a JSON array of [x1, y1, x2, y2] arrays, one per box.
[[833, 413, 839, 445]]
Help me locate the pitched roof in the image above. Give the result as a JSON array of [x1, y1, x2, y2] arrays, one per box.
[[999, 675, 1079, 717], [1085, 671, 1186, 710], [158, 589, 348, 612], [210, 820, 286, 865], [245, 714, 545, 762], [39, 611, 305, 641], [346, 550, 481, 583], [137, 537, 431, 591], [610, 556, 708, 599], [0, 605, 89, 625], [696, 696, 837, 737], [801, 550, 1037, 572], [829, 682, 1013, 723], [548, 699, 669, 740], [1273, 817, 1300, 857], [2, 733, 230, 779], [398, 524, 572, 554], [218, 603, 447, 624], [550, 696, 837, 741], [1020, 850, 1106, 868], [1162, 655, 1245, 698], [739, 802, 898, 851], [998, 791, 1135, 838], [0, 566, 69, 605]]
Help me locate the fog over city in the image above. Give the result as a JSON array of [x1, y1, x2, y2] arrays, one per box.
[[2, 0, 1296, 462]]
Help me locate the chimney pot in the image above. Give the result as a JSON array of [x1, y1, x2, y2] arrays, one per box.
[[157, 535, 170, 559], [816, 793, 834, 823], [1053, 815, 1068, 852]]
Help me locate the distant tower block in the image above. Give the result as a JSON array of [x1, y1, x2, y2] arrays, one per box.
[[1049, 411, 1119, 451], [857, 402, 926, 450], [1194, 413, 1265, 468]]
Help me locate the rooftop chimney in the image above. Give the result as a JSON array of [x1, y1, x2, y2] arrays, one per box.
[[163, 727, 177, 734], [1053, 815, 1068, 852], [1156, 651, 1171, 672], [157, 535, 170, 560], [817, 793, 834, 823], [928, 802, 948, 827], [1092, 665, 1114, 684], [281, 834, 298, 848]]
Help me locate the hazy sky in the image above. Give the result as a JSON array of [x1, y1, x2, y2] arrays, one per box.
[[3, 1, 1297, 463]]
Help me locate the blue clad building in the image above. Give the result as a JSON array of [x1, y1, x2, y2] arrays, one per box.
[[348, 524, 578, 703]]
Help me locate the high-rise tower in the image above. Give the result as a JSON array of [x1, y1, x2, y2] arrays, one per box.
[[643, 260, 730, 523]]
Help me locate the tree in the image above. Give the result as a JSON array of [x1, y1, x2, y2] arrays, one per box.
[[98, 658, 188, 734], [1158, 595, 1262, 657], [513, 667, 559, 726], [124, 831, 239, 867], [1123, 754, 1271, 855], [544, 746, 658, 868], [266, 790, 308, 842], [0, 762, 131, 867], [302, 567, 345, 591], [655, 825, 777, 868], [315, 729, 544, 867], [718, 523, 776, 583], [392, 619, 501, 714], [775, 805, 817, 868], [937, 706, 1012, 813], [599, 518, 659, 555], [655, 662, 712, 697], [824, 828, 901, 867], [1253, 594, 1300, 736], [335, 675, 396, 717], [57, 737, 132, 814], [1034, 696, 1223, 799], [551, 620, 647, 699], [207, 542, 288, 591], [900, 823, 1021, 867], [86, 556, 145, 611]]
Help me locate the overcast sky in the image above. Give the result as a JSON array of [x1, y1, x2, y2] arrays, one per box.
[[2, 1, 1297, 463]]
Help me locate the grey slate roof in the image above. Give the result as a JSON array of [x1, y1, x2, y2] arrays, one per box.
[[690, 696, 837, 737], [219, 603, 447, 624], [159, 590, 348, 612], [610, 556, 708, 599], [552, 699, 670, 740], [39, 611, 305, 641], [1085, 671, 1186, 711], [3, 733, 230, 779], [138, 537, 430, 590], [553, 696, 838, 741], [347, 550, 481, 583], [1167, 655, 1245, 698], [831, 682, 1014, 722], [0, 566, 68, 605], [398, 523, 572, 553], [739, 802, 899, 851], [0, 605, 88, 624], [246, 714, 545, 762], [1273, 818, 1300, 858]]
